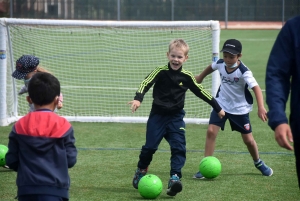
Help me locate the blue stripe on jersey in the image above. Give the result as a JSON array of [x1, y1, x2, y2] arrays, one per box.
[[238, 62, 249, 74], [244, 84, 253, 104], [216, 59, 224, 64]]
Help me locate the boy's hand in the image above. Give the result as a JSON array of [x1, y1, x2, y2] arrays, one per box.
[[57, 101, 63, 110], [257, 107, 268, 122], [218, 109, 225, 119], [128, 100, 141, 113]]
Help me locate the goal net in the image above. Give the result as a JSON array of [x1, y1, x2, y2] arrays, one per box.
[[0, 18, 220, 126]]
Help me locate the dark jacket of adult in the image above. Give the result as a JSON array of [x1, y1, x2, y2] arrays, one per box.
[[6, 111, 77, 199], [266, 15, 300, 141]]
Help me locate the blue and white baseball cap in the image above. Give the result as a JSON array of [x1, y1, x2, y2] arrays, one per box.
[[12, 55, 39, 80]]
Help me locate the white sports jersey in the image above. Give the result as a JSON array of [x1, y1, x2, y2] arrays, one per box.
[[212, 59, 258, 114]]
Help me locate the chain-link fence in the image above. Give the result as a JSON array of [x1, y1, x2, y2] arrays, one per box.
[[1, 0, 299, 22]]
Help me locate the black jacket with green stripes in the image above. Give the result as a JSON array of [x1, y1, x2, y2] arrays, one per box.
[[134, 63, 222, 115]]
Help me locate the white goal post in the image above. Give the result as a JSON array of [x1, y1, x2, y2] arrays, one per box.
[[0, 18, 220, 126]]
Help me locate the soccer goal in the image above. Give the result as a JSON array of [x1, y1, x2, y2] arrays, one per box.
[[0, 18, 220, 126]]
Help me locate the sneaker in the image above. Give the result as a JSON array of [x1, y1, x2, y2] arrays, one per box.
[[255, 160, 273, 176], [166, 174, 182, 196], [2, 165, 9, 169], [193, 171, 205, 179], [132, 167, 148, 189]]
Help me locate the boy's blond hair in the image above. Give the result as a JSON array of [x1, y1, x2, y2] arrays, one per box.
[[168, 39, 189, 56]]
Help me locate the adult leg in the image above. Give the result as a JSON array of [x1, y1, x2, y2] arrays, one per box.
[[291, 120, 300, 188], [294, 140, 300, 188]]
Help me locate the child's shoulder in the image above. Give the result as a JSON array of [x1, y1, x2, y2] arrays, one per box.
[[216, 59, 224, 64], [152, 64, 168, 72], [238, 61, 251, 73], [181, 68, 194, 76], [211, 59, 224, 69], [158, 64, 168, 69]]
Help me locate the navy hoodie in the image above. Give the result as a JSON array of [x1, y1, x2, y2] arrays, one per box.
[[6, 110, 77, 198]]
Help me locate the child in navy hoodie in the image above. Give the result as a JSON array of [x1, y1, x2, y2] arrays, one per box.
[[6, 72, 77, 201]]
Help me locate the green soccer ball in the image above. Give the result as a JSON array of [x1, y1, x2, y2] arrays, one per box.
[[199, 156, 222, 179], [0, 144, 8, 166], [138, 174, 163, 199]]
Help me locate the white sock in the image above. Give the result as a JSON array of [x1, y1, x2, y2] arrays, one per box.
[[254, 159, 261, 164]]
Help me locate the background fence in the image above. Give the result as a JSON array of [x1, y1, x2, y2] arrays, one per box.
[[0, 0, 299, 23]]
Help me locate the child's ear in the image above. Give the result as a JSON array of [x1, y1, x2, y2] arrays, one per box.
[[238, 53, 242, 59], [26, 96, 33, 104], [55, 96, 59, 105], [51, 96, 60, 112]]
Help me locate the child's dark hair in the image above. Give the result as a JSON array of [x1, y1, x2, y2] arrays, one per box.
[[28, 72, 60, 106]]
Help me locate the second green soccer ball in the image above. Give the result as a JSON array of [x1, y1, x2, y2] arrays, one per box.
[[0, 144, 8, 166], [199, 156, 222, 179]]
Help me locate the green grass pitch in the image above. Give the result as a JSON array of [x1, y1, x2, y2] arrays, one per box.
[[1, 29, 299, 201]]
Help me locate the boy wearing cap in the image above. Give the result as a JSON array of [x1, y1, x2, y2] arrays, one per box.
[[6, 72, 77, 201], [193, 39, 273, 179], [12, 55, 63, 112]]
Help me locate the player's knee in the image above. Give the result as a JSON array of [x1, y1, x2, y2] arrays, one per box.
[[171, 147, 186, 157], [141, 146, 157, 156], [206, 129, 217, 139], [243, 138, 256, 146]]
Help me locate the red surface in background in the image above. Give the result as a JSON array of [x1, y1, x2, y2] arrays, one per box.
[[220, 21, 283, 29]]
